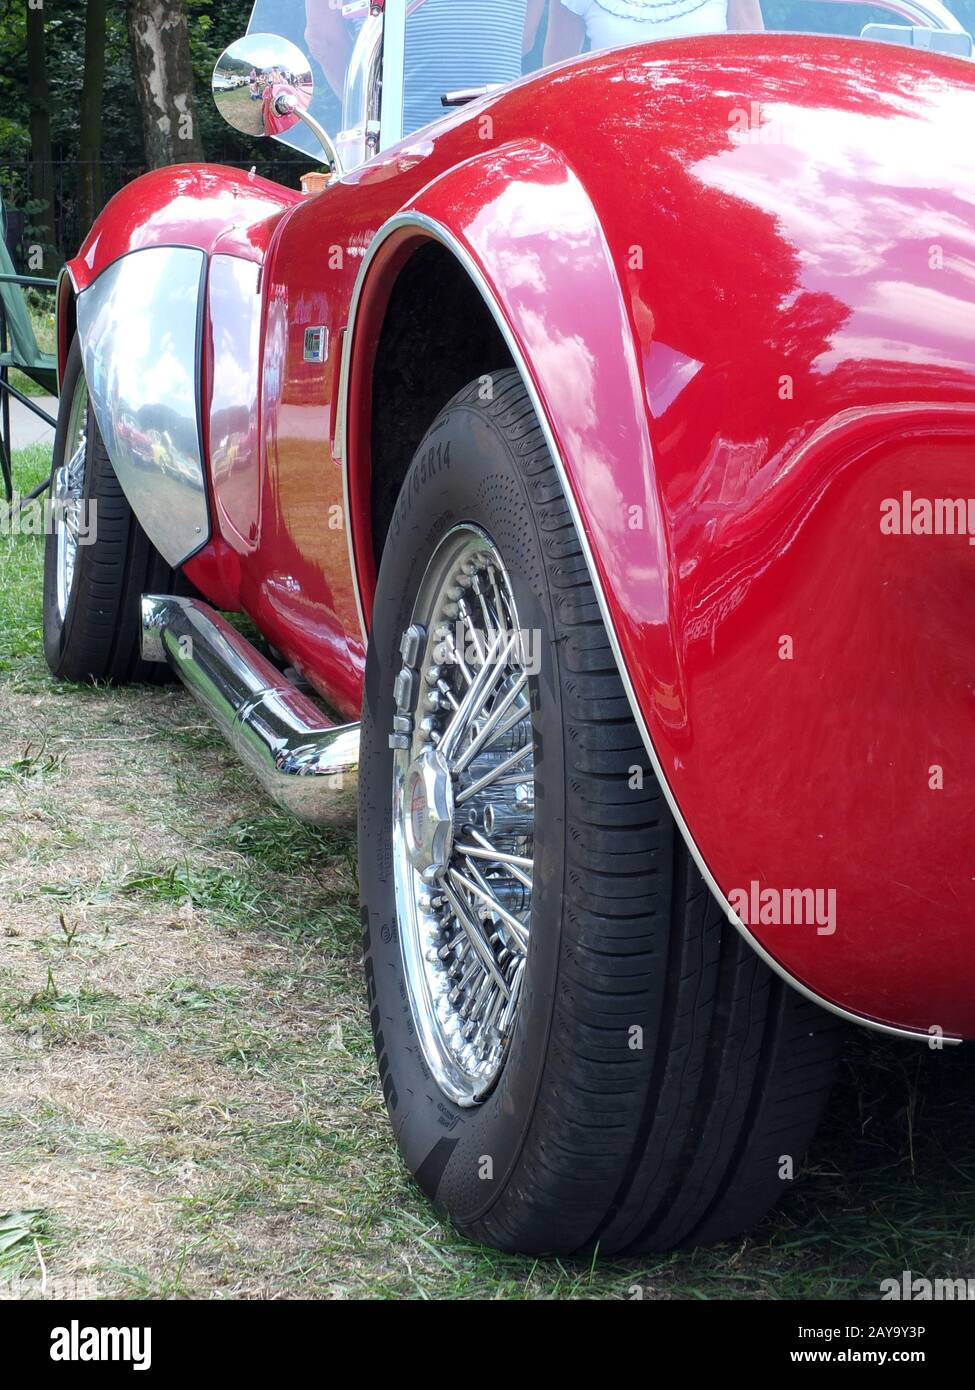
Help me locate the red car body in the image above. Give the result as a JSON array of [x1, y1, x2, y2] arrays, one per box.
[[62, 36, 975, 1040]]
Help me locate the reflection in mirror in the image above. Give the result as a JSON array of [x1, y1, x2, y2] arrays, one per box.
[[212, 32, 313, 139]]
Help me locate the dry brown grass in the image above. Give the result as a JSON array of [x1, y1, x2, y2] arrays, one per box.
[[4, 447, 975, 1300]]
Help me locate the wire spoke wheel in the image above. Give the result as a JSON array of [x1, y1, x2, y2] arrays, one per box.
[[52, 371, 89, 621], [361, 370, 840, 1255], [390, 524, 534, 1106]]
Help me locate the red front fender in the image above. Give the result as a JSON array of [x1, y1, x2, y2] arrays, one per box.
[[62, 163, 302, 379]]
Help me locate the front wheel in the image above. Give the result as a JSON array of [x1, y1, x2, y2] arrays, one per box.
[[43, 337, 187, 684], [359, 369, 840, 1255]]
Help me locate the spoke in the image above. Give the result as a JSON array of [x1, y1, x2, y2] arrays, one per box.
[[439, 630, 513, 760], [463, 970, 496, 1034], [497, 958, 526, 1035], [449, 953, 481, 999], [483, 707, 532, 753], [457, 597, 486, 666], [65, 442, 86, 490], [452, 672, 528, 774], [449, 867, 528, 954], [482, 982, 506, 1041], [471, 572, 498, 644], [444, 629, 472, 686], [458, 855, 531, 947], [439, 876, 510, 998], [439, 933, 468, 962], [455, 740, 531, 805], [457, 831, 533, 886], [488, 565, 509, 635], [436, 678, 459, 712]]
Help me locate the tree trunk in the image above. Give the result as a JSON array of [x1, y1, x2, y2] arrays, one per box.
[[79, 0, 108, 232], [126, 0, 204, 168], [25, 0, 57, 267]]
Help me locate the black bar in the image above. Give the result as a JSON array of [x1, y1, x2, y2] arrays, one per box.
[[2, 475, 52, 527], [4, 470, 53, 520], [0, 375, 58, 427], [0, 365, 10, 504], [0, 273, 57, 289], [3, 1298, 973, 1368]]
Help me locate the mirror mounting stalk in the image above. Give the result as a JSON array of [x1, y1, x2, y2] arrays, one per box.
[[273, 93, 344, 173]]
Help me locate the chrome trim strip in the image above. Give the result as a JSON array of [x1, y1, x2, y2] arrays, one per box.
[[338, 9, 385, 171], [142, 594, 359, 825], [75, 245, 211, 568], [55, 266, 72, 394], [380, 0, 407, 150], [337, 317, 369, 648], [339, 210, 959, 1044]]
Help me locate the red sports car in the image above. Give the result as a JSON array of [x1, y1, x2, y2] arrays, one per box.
[[44, 0, 975, 1254]]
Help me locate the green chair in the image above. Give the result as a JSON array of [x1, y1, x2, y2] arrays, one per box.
[[0, 200, 58, 503]]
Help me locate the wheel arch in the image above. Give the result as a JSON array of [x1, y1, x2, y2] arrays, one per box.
[[55, 268, 77, 390], [340, 139, 669, 652], [349, 232, 516, 609]]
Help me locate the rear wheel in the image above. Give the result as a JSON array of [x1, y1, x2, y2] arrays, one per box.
[[43, 337, 187, 684], [359, 369, 841, 1255]]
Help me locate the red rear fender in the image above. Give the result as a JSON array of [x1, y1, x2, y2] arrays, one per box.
[[345, 41, 975, 1038]]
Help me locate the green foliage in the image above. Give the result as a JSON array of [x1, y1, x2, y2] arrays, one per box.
[[0, 1209, 50, 1271], [0, 0, 303, 263], [187, 0, 264, 165]]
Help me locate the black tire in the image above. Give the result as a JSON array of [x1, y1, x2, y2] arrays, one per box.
[[43, 337, 188, 684], [359, 369, 841, 1256]]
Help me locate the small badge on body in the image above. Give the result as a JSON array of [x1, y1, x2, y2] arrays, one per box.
[[303, 326, 328, 362]]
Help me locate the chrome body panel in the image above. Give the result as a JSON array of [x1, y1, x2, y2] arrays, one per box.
[[208, 254, 262, 553], [75, 245, 210, 568], [141, 595, 359, 825]]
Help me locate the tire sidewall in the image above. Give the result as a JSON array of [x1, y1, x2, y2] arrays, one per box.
[[43, 338, 88, 673], [359, 395, 567, 1230]]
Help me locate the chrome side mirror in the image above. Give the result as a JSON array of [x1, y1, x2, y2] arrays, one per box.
[[212, 33, 342, 173]]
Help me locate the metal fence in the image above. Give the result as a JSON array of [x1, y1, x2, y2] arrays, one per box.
[[0, 156, 309, 270]]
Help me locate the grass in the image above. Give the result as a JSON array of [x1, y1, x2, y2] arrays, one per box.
[[0, 1208, 50, 1272], [0, 443, 49, 684], [2, 441, 975, 1298]]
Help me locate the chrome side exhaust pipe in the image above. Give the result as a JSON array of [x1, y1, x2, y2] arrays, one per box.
[[141, 595, 358, 825]]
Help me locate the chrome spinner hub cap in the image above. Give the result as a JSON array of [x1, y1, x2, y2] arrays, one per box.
[[391, 526, 535, 1106], [404, 747, 455, 880]]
